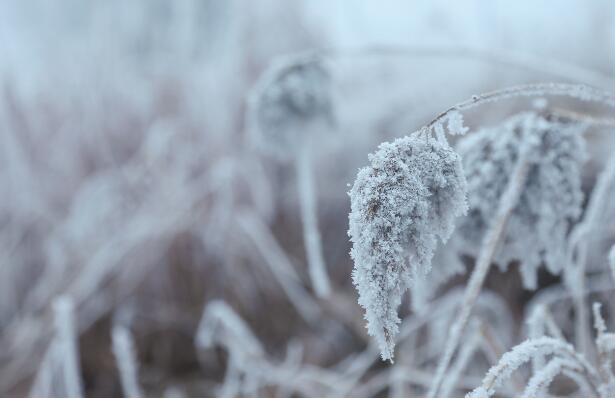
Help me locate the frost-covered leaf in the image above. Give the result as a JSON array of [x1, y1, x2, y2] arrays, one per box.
[[348, 133, 467, 361], [457, 112, 587, 289]]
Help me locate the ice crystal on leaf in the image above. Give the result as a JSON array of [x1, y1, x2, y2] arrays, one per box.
[[457, 111, 587, 289], [348, 133, 467, 361], [446, 110, 469, 136]]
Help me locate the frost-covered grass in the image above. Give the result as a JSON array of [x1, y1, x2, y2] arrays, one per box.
[[2, 1, 615, 397]]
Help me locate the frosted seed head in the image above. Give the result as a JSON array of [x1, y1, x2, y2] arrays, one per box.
[[348, 133, 467, 361], [248, 54, 332, 160], [457, 111, 587, 289]]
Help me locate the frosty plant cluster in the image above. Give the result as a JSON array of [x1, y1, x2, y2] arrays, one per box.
[[348, 83, 615, 396], [348, 119, 468, 361]]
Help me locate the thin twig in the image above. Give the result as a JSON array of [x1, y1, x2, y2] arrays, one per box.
[[424, 83, 615, 133]]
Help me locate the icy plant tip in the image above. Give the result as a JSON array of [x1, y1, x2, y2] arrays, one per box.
[[348, 132, 467, 361]]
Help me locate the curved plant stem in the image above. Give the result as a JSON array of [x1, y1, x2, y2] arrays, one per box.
[[296, 142, 331, 298], [424, 82, 615, 133], [427, 148, 532, 398], [469, 337, 602, 398]]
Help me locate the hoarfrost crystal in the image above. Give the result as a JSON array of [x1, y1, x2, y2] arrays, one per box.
[[348, 133, 467, 360]]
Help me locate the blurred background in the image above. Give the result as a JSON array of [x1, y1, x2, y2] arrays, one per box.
[[1, 1, 615, 397]]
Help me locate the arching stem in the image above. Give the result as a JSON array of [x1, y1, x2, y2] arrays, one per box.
[[424, 82, 615, 134]]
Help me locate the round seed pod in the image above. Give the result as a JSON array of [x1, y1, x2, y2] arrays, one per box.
[[248, 54, 333, 160], [456, 111, 587, 289], [348, 133, 467, 360]]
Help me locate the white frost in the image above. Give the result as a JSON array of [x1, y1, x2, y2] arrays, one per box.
[[348, 132, 467, 361]]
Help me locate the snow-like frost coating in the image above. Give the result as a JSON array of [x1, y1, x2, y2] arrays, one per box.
[[465, 337, 599, 398], [457, 112, 587, 289], [348, 133, 467, 361]]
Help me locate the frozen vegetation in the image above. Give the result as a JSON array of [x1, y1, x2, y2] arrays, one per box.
[[1, 1, 615, 397]]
